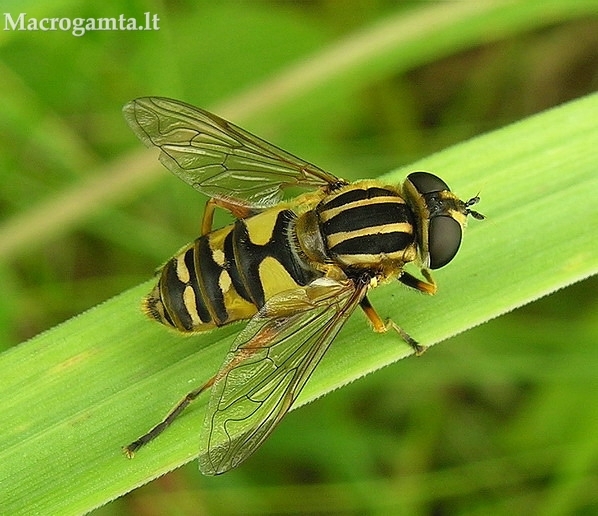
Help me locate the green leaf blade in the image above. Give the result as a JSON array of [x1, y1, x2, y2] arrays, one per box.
[[1, 92, 597, 514]]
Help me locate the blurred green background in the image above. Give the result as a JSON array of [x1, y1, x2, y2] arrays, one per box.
[[1, 1, 597, 514]]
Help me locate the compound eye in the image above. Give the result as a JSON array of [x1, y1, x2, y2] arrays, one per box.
[[428, 216, 462, 269], [407, 172, 450, 195]]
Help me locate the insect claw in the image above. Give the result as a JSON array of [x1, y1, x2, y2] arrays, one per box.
[[123, 446, 136, 459], [385, 319, 427, 355], [413, 342, 428, 356]]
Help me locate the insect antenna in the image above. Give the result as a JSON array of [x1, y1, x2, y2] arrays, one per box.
[[464, 194, 485, 220]]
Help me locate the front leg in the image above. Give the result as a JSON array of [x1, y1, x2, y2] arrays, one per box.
[[398, 269, 437, 295]]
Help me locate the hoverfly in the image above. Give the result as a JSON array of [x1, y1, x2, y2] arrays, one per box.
[[123, 97, 484, 475]]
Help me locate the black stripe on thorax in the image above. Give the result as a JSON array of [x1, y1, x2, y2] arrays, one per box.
[[320, 186, 395, 211], [322, 201, 411, 235], [330, 231, 414, 257]]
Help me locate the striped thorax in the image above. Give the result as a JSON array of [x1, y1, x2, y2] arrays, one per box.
[[310, 181, 417, 273]]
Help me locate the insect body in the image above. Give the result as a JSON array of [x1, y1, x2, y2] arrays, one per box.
[[123, 97, 484, 475]]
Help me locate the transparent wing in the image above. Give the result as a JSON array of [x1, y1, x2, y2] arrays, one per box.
[[123, 97, 344, 209], [199, 275, 368, 475]]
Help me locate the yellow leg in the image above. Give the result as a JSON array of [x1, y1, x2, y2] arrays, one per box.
[[201, 198, 255, 236], [398, 270, 437, 295], [201, 199, 217, 236], [359, 296, 427, 355]]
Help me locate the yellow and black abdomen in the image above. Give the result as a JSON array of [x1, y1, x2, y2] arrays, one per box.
[[145, 208, 320, 333], [315, 183, 418, 273]]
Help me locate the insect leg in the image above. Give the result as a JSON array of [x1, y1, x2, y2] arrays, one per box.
[[201, 198, 255, 235], [398, 270, 437, 295], [359, 296, 426, 355], [124, 374, 217, 457], [201, 199, 217, 236]]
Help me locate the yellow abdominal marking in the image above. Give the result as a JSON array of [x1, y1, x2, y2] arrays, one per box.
[[212, 248, 226, 267], [218, 270, 232, 293], [258, 256, 298, 300], [183, 285, 201, 327], [245, 210, 281, 246], [175, 253, 190, 283]]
